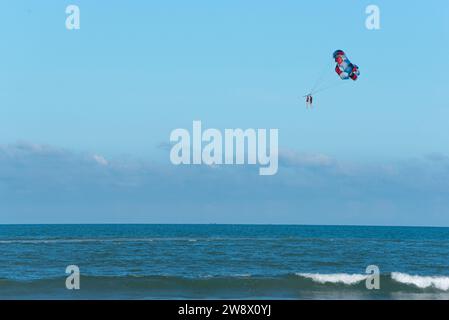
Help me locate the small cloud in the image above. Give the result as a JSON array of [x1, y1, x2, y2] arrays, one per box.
[[0, 141, 66, 158], [92, 154, 108, 166], [279, 149, 334, 168]]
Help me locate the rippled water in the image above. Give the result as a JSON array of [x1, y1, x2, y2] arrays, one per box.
[[1, 224, 448, 299]]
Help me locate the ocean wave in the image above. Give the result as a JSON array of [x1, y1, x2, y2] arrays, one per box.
[[297, 273, 368, 285], [2, 273, 449, 299], [391, 272, 449, 291]]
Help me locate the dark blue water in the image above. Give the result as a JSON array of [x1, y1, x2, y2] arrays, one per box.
[[1, 225, 449, 299]]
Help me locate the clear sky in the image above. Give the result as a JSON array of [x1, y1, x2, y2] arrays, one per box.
[[1, 1, 449, 225]]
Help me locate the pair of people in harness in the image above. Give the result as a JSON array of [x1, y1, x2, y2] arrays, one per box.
[[306, 94, 313, 108]]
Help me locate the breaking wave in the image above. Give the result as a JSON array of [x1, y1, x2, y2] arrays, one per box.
[[391, 272, 449, 291], [296, 273, 368, 285]]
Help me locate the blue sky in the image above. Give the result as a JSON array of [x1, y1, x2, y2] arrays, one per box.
[[0, 1, 449, 225]]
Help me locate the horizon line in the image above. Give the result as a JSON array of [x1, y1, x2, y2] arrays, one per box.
[[0, 223, 448, 229]]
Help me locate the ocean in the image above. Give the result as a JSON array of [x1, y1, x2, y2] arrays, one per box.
[[0, 224, 448, 300]]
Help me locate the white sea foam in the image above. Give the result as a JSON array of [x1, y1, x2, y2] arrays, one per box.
[[391, 272, 449, 291], [297, 273, 368, 285]]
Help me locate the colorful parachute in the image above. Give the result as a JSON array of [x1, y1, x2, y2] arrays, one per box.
[[333, 50, 360, 81]]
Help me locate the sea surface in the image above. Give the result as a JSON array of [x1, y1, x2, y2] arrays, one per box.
[[1, 224, 449, 299]]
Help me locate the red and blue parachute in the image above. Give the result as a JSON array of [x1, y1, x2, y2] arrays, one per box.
[[304, 50, 360, 107], [333, 50, 360, 81]]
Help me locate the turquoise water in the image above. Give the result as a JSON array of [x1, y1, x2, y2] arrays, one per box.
[[1, 224, 449, 299]]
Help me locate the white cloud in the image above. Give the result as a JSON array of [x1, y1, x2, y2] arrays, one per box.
[[0, 141, 65, 158], [279, 149, 334, 168], [92, 154, 108, 166]]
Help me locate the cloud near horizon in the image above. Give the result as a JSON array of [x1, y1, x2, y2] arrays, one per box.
[[1, 142, 449, 226]]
